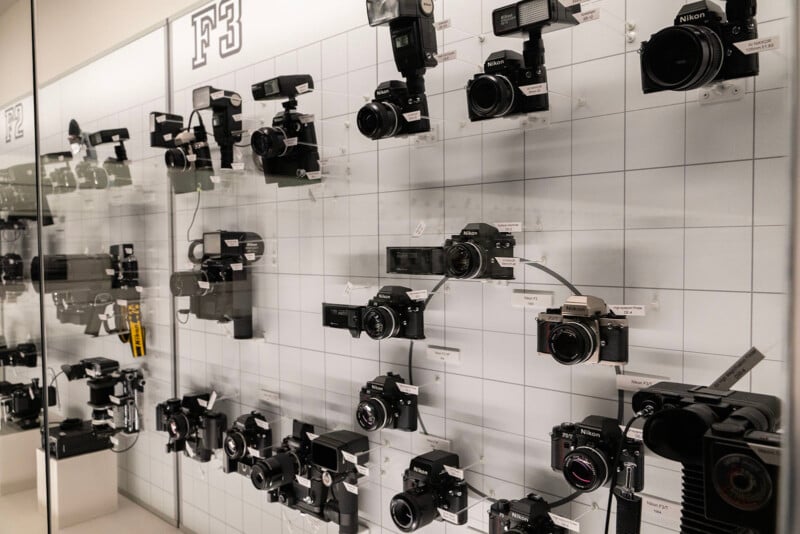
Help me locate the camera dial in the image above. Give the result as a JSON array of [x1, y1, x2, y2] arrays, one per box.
[[356, 397, 390, 431], [224, 431, 247, 461], [390, 491, 438, 533], [548, 322, 596, 365], [363, 306, 400, 340], [712, 453, 773, 512], [357, 101, 401, 140], [562, 447, 609, 492], [641, 25, 724, 91], [467, 74, 516, 119]]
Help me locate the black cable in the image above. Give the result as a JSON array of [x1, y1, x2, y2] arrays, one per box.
[[615, 366, 625, 425], [604, 407, 653, 534], [520, 259, 582, 296], [111, 431, 139, 454], [466, 483, 497, 503], [548, 490, 583, 510], [186, 190, 201, 242]]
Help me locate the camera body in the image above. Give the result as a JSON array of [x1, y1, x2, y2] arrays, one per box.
[[0, 342, 38, 367], [387, 223, 516, 280], [150, 112, 215, 194], [358, 81, 431, 140], [261, 420, 315, 494], [41, 152, 77, 194], [155, 393, 227, 463], [222, 411, 273, 478], [488, 494, 565, 534], [640, 0, 759, 93], [467, 0, 579, 121], [0, 378, 56, 430], [551, 415, 644, 493], [391, 450, 468, 532], [357, 373, 418, 432], [0, 253, 26, 299], [251, 75, 321, 188], [632, 381, 781, 534], [1, 163, 54, 228], [170, 231, 265, 339], [192, 86, 243, 169], [90, 128, 132, 187], [322, 285, 426, 341], [537, 295, 629, 366]]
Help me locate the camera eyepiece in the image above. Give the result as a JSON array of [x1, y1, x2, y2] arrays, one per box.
[[357, 101, 401, 140], [390, 490, 438, 533], [641, 25, 724, 91], [356, 397, 389, 431], [363, 306, 400, 340], [467, 74, 516, 119], [548, 322, 596, 365], [562, 447, 609, 492]]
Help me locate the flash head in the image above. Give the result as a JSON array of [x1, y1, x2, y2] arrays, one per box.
[[493, 0, 579, 37], [366, 0, 434, 26], [192, 86, 243, 110], [252, 75, 315, 101]]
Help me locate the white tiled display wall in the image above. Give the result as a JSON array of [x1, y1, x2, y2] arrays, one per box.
[[166, 0, 794, 533], [30, 28, 178, 522]]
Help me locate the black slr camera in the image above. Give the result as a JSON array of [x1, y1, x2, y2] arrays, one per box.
[[46, 357, 145, 459], [0, 253, 26, 299], [0, 341, 38, 367], [41, 152, 77, 194], [269, 429, 369, 534], [0, 378, 55, 430], [193, 85, 243, 169], [357, 0, 438, 140], [251, 75, 321, 188], [489, 494, 565, 534], [357, 372, 418, 432], [468, 0, 579, 121], [32, 244, 146, 357], [150, 112, 214, 194], [1, 163, 54, 228], [551, 415, 644, 493], [322, 285, 425, 341], [156, 393, 227, 463], [222, 411, 273, 479], [259, 419, 315, 493], [69, 120, 132, 187], [640, 0, 759, 93], [391, 450, 468, 532], [388, 223, 516, 280], [633, 382, 781, 534], [170, 231, 265, 339], [537, 295, 629, 366]]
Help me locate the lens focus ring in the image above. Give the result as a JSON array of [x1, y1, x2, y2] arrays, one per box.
[[468, 74, 515, 119], [357, 102, 400, 140], [642, 25, 724, 91], [548, 322, 596, 365], [357, 397, 389, 431], [563, 447, 610, 492]]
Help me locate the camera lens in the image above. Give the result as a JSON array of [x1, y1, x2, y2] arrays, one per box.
[[169, 271, 209, 297], [563, 447, 609, 492], [168, 413, 190, 440], [548, 322, 596, 365], [224, 431, 247, 460], [468, 74, 515, 119], [250, 452, 297, 491], [356, 397, 389, 431], [363, 306, 400, 340], [357, 102, 400, 140], [390, 491, 438, 532], [445, 242, 484, 279], [712, 454, 773, 512], [165, 148, 189, 171], [642, 25, 724, 91], [251, 127, 290, 158]]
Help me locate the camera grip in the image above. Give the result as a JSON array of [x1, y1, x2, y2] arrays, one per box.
[[614, 489, 642, 534], [330, 478, 360, 534]]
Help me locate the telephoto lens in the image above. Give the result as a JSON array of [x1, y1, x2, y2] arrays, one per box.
[[640, 25, 724, 91]]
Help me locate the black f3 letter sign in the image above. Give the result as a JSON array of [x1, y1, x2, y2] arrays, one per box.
[[192, 0, 242, 70], [4, 103, 23, 143]]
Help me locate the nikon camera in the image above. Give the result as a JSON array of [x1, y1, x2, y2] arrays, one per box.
[[0, 378, 55, 430], [387, 223, 516, 280], [537, 295, 629, 366], [251, 75, 321, 187], [640, 0, 759, 93], [357, 373, 418, 432], [155, 393, 227, 463], [222, 411, 272, 479], [150, 112, 214, 194], [322, 286, 425, 341], [489, 494, 565, 534], [258, 420, 315, 493]]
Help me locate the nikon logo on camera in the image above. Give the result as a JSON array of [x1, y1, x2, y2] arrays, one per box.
[[412, 466, 429, 475], [463, 230, 479, 236], [487, 59, 505, 67], [510, 512, 529, 522], [376, 89, 391, 96], [678, 13, 706, 23], [579, 428, 601, 438]]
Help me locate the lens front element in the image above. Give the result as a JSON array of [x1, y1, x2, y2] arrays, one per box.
[[643, 25, 724, 91], [563, 447, 609, 492], [468, 75, 515, 119], [548, 322, 596, 365]]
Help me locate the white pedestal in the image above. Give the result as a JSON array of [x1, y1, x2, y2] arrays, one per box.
[[36, 448, 118, 530], [0, 426, 40, 495]]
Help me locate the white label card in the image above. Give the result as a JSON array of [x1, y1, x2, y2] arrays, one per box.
[[343, 482, 359, 495], [112, 135, 121, 142], [642, 496, 682, 523], [255, 418, 270, 431], [116, 299, 128, 307], [105, 269, 115, 276], [519, 83, 548, 96], [438, 509, 459, 524], [244, 253, 256, 261], [163, 133, 173, 142], [211, 90, 225, 100], [210, 175, 221, 184], [197, 398, 208, 408], [413, 220, 426, 237], [225, 239, 239, 247], [616, 373, 664, 392], [397, 383, 419, 396], [284, 137, 299, 147], [342, 451, 359, 464], [575, 9, 600, 23], [295, 475, 311, 488], [427, 345, 461, 364], [232, 114, 243, 122], [413, 433, 452, 454], [621, 426, 643, 442], [435, 50, 457, 63], [207, 391, 218, 410], [403, 111, 422, 122], [496, 257, 519, 268], [548, 513, 580, 532], [407, 289, 428, 301], [156, 115, 167, 123], [443, 465, 464, 480], [494, 222, 523, 233], [610, 305, 647, 317], [261, 390, 280, 403], [198, 281, 211, 289], [734, 36, 780, 55], [356, 464, 370, 476], [187, 154, 197, 162], [558, 0, 583, 5], [296, 83, 310, 94], [231, 263, 244, 271], [435, 19, 452, 30], [306, 432, 319, 441], [232, 163, 246, 171], [749, 443, 781, 466], [135, 286, 143, 293], [512, 290, 554, 309]]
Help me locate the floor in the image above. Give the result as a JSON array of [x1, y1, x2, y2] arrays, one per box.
[[0, 490, 181, 534]]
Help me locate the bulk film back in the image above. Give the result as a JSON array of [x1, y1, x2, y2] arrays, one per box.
[[9, 0, 796, 533]]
